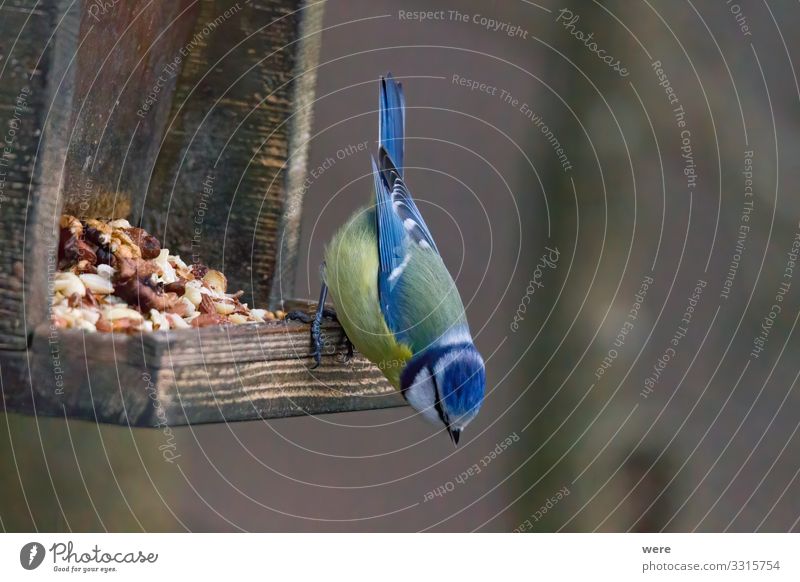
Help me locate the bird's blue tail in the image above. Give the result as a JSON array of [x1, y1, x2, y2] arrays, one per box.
[[379, 73, 405, 174]]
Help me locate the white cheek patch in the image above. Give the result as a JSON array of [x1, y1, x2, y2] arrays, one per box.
[[403, 368, 441, 425]]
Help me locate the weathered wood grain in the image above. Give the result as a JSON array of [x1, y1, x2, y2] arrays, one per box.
[[0, 1, 75, 350], [0, 1, 402, 426], [269, 0, 325, 308], [145, 0, 325, 310], [20, 315, 403, 427], [0, 349, 31, 415], [61, 0, 200, 221]]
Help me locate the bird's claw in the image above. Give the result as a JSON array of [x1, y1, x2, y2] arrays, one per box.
[[284, 295, 350, 369], [321, 308, 355, 364], [321, 308, 338, 321], [284, 310, 313, 324], [309, 315, 323, 369], [285, 310, 325, 368]]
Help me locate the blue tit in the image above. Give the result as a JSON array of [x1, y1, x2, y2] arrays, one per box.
[[293, 73, 485, 445]]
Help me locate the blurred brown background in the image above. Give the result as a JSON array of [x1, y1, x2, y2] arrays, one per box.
[[2, 0, 799, 531]]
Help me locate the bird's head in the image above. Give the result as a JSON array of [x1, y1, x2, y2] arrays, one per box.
[[400, 342, 485, 445]]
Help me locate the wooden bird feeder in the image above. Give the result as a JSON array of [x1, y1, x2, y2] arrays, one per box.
[[0, 0, 403, 426]]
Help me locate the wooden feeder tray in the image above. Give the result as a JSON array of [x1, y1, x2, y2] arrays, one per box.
[[20, 308, 403, 427], [0, 0, 403, 426]]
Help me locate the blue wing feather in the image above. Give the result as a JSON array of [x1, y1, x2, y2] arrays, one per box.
[[375, 73, 442, 341], [379, 148, 440, 254], [379, 74, 405, 172], [373, 155, 406, 336]]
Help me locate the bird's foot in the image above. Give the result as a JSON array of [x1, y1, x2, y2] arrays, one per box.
[[286, 307, 339, 324], [317, 307, 355, 363], [284, 310, 313, 324], [284, 280, 345, 369], [285, 306, 354, 367], [285, 309, 326, 369]]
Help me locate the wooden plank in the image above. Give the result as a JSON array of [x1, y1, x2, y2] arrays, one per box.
[[145, 0, 325, 311], [163, 352, 404, 425], [29, 323, 152, 424], [0, 1, 74, 350], [0, 349, 31, 415], [140, 317, 344, 366], [269, 0, 325, 308], [60, 0, 200, 220], [18, 314, 404, 427]]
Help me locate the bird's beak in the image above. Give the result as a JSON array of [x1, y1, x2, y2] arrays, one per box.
[[448, 427, 461, 446]]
